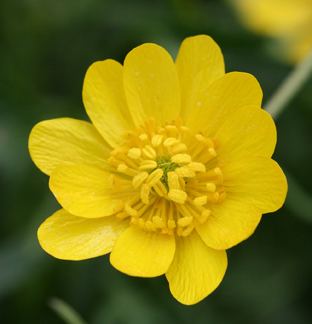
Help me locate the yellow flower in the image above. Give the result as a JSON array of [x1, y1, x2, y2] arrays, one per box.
[[232, 0, 312, 62], [29, 35, 287, 305]]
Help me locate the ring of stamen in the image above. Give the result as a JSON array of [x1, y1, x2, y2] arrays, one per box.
[[108, 120, 226, 237]]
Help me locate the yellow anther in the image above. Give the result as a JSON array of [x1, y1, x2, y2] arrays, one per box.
[[168, 189, 187, 204], [163, 137, 179, 147], [195, 134, 214, 146], [178, 216, 193, 227], [130, 217, 138, 225], [193, 195, 208, 206], [175, 166, 195, 178], [125, 203, 138, 217], [146, 169, 163, 186], [199, 209, 211, 223], [145, 220, 156, 231], [132, 172, 148, 189], [180, 225, 194, 237], [206, 182, 217, 192], [206, 192, 220, 203], [140, 183, 151, 204], [139, 160, 157, 170], [188, 162, 206, 173], [142, 145, 156, 159], [117, 163, 137, 176], [167, 219, 176, 229], [165, 125, 178, 132], [170, 143, 188, 154], [167, 171, 180, 190], [127, 147, 141, 160], [152, 215, 165, 228], [153, 181, 167, 197], [208, 147, 217, 157], [116, 211, 128, 219], [218, 191, 227, 202], [204, 167, 223, 179], [139, 133, 148, 141], [151, 134, 163, 147], [171, 153, 192, 164]]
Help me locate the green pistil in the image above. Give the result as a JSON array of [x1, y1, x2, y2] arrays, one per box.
[[156, 156, 179, 188]]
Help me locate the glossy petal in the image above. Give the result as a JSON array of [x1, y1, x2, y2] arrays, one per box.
[[223, 157, 288, 213], [29, 118, 110, 175], [196, 197, 261, 250], [166, 232, 227, 305], [49, 164, 130, 218], [38, 209, 127, 260], [176, 35, 225, 122], [186, 72, 263, 135], [110, 226, 175, 277], [216, 105, 276, 160], [83, 59, 134, 147], [123, 43, 180, 126]]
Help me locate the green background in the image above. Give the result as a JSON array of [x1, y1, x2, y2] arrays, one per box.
[[1, 0, 312, 323]]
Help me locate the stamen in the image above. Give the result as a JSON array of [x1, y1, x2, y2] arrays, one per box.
[[171, 153, 192, 164], [146, 169, 163, 186], [193, 195, 208, 206], [108, 120, 226, 236], [142, 145, 157, 159], [128, 147, 142, 160], [175, 166, 195, 178], [168, 189, 187, 204], [139, 160, 157, 170], [140, 184, 151, 204], [167, 171, 180, 190], [132, 172, 148, 188], [151, 134, 163, 147], [163, 137, 179, 147], [206, 182, 217, 192]]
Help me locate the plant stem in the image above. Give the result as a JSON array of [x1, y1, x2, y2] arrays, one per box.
[[49, 298, 87, 324], [265, 49, 312, 118]]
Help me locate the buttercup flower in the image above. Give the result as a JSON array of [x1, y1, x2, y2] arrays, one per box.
[[231, 0, 312, 63], [29, 35, 287, 305]]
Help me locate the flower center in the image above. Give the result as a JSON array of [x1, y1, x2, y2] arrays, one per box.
[[108, 120, 226, 237]]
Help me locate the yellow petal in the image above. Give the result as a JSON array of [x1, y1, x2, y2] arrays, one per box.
[[110, 226, 175, 277], [224, 157, 288, 213], [186, 72, 263, 135], [166, 232, 227, 305], [83, 59, 134, 147], [49, 164, 129, 218], [38, 209, 127, 260], [176, 35, 225, 122], [123, 43, 180, 126], [196, 197, 261, 250], [29, 118, 110, 176], [216, 105, 276, 160]]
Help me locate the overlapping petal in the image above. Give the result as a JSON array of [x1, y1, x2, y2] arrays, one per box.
[[215, 105, 276, 161], [38, 209, 127, 260], [176, 35, 225, 122], [29, 118, 110, 175], [166, 232, 227, 305], [196, 197, 261, 250], [49, 164, 132, 218], [185, 72, 263, 135], [123, 43, 180, 126], [83, 59, 134, 147], [223, 157, 288, 213], [110, 226, 175, 277]]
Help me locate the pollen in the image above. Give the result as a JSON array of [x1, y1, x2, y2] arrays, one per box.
[[108, 120, 226, 237]]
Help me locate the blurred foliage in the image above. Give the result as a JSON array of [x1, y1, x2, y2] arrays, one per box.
[[0, 0, 312, 323]]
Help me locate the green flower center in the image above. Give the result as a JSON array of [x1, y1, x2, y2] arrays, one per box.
[[156, 156, 179, 188]]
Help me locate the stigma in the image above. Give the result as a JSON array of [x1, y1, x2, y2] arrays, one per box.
[[108, 120, 226, 237]]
